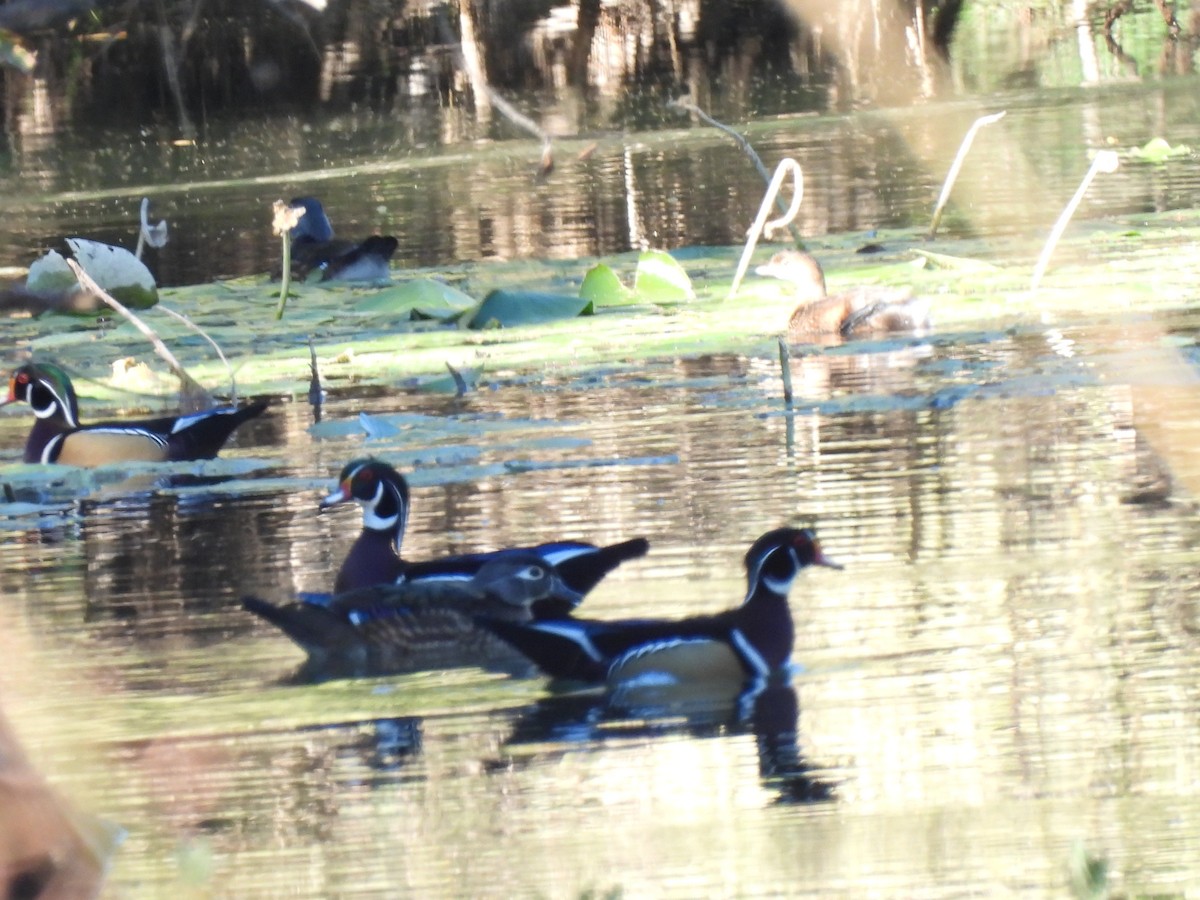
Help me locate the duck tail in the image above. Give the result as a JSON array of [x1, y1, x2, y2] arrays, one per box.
[[242, 595, 353, 656], [546, 537, 650, 614]]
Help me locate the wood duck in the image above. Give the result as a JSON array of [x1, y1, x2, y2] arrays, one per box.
[[477, 527, 842, 687], [2, 362, 268, 465], [243, 553, 563, 677], [756, 249, 932, 340], [288, 196, 399, 282], [321, 457, 650, 615]]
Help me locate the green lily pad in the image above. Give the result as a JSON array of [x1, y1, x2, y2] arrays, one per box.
[[354, 279, 477, 320], [1127, 137, 1191, 163], [468, 290, 593, 329], [633, 250, 694, 303], [580, 264, 635, 306], [911, 249, 999, 272]]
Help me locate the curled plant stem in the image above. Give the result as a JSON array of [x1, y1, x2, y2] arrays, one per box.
[[729, 158, 804, 299], [1030, 150, 1120, 293], [156, 304, 237, 402], [928, 110, 1007, 238], [65, 259, 213, 411], [669, 97, 804, 247]]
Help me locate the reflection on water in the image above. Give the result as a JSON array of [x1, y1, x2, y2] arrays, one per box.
[[3, 311, 1200, 894], [2, 79, 1200, 287]]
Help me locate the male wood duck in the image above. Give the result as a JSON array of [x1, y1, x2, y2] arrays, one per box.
[[2, 362, 268, 465], [756, 249, 932, 340], [321, 457, 650, 614], [478, 527, 841, 687], [243, 553, 563, 677], [288, 196, 399, 282]]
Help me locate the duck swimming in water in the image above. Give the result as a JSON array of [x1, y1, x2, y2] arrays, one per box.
[[288, 196, 399, 282], [756, 249, 932, 341]]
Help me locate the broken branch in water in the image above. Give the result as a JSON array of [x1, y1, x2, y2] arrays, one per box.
[[1030, 150, 1120, 293], [308, 336, 325, 422], [439, 5, 554, 176], [65, 259, 213, 411], [778, 337, 794, 406], [928, 110, 1007, 238], [669, 96, 804, 247]]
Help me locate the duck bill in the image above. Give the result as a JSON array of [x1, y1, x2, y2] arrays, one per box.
[[810, 540, 844, 570], [318, 479, 352, 511]]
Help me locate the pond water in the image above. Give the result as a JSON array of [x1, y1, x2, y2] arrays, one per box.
[[3, 9, 1200, 893], [2, 78, 1200, 288], [3, 306, 1200, 895]]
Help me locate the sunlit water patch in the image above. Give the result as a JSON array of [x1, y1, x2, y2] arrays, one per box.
[[2, 311, 1200, 894]]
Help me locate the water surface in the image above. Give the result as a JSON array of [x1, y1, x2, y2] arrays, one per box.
[[3, 309, 1200, 895]]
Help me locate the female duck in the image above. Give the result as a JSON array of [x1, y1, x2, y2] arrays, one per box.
[[756, 249, 932, 340], [243, 553, 565, 678]]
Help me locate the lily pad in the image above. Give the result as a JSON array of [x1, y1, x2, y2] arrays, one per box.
[[354, 279, 477, 320], [468, 290, 593, 329], [911, 249, 999, 272], [26, 239, 159, 312], [1127, 137, 1192, 163], [633, 250, 695, 303], [580, 264, 636, 306]]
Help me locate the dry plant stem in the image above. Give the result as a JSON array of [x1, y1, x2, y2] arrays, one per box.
[[778, 338, 794, 405], [156, 304, 237, 402], [669, 98, 803, 246], [729, 158, 805, 298], [65, 259, 213, 410], [928, 110, 1007, 238], [1030, 150, 1121, 293]]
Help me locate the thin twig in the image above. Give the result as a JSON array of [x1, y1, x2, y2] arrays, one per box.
[[66, 259, 213, 411], [928, 111, 1006, 238], [669, 97, 803, 246], [156, 304, 236, 402], [1030, 150, 1120, 293]]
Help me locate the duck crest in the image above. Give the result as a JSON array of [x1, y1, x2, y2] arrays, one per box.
[[10, 363, 79, 426], [326, 457, 410, 545]]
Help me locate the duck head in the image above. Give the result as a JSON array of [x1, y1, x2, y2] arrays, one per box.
[[755, 249, 828, 305], [3, 362, 81, 427], [320, 458, 410, 538], [743, 527, 841, 602]]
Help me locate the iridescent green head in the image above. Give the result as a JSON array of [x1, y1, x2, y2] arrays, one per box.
[[6, 362, 80, 426]]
